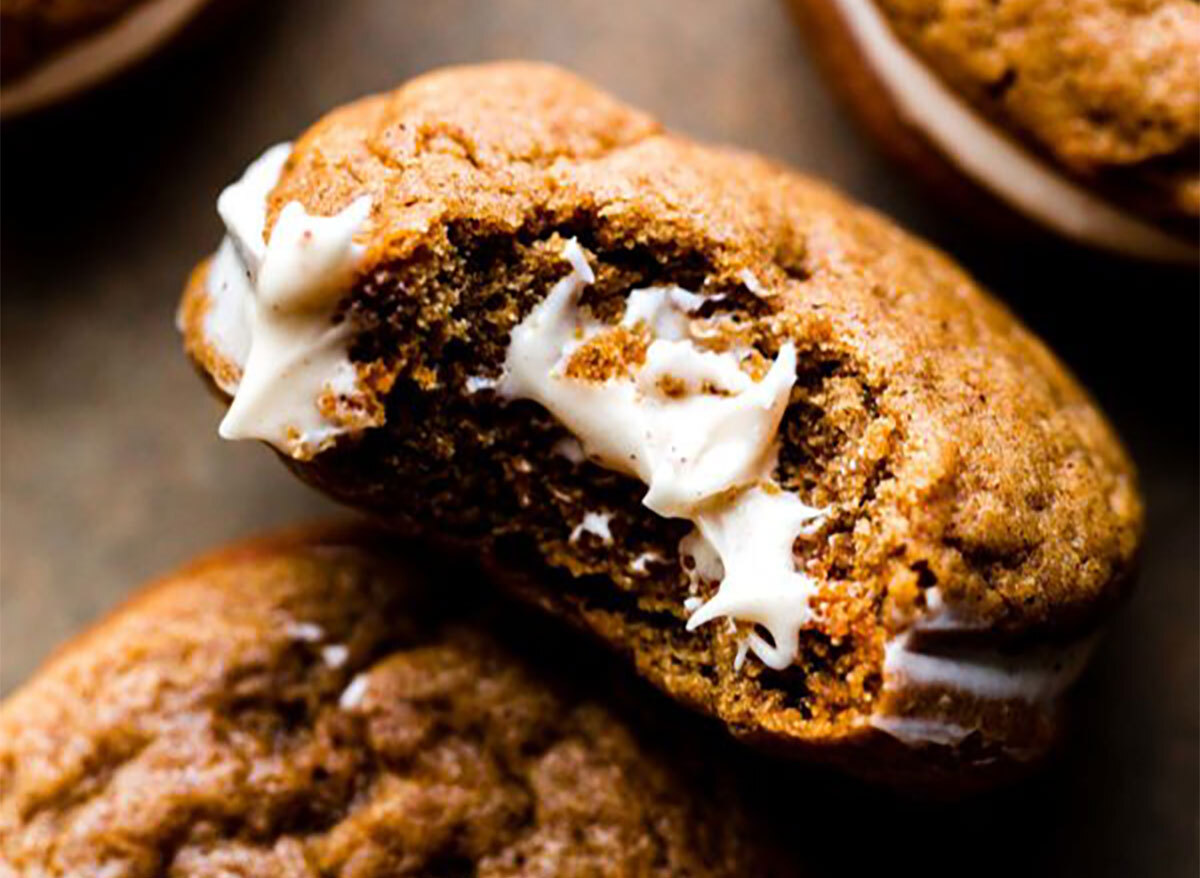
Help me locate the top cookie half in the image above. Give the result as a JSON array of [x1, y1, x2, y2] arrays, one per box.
[[180, 62, 1142, 778]]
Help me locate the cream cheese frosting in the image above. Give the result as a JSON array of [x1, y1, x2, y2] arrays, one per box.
[[869, 588, 1098, 748], [499, 239, 826, 670], [881, 630, 1098, 704], [202, 144, 379, 460], [832, 0, 1196, 262], [869, 628, 1100, 749]]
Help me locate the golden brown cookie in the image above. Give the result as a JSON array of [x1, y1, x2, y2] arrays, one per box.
[[179, 62, 1143, 788], [786, 0, 1199, 260], [0, 526, 778, 876]]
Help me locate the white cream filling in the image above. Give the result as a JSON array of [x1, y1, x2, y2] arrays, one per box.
[[203, 144, 376, 460], [499, 240, 826, 670], [880, 630, 1098, 704], [833, 0, 1196, 262], [284, 620, 325, 643], [913, 586, 989, 632], [570, 510, 614, 545], [871, 586, 1097, 747], [465, 375, 500, 394], [202, 240, 254, 387], [338, 673, 370, 711], [682, 486, 825, 668], [321, 644, 350, 668], [552, 437, 586, 463], [629, 550, 665, 574], [870, 715, 974, 748], [869, 628, 1100, 747]]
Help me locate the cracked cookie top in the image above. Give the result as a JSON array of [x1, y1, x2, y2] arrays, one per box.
[[0, 527, 775, 876]]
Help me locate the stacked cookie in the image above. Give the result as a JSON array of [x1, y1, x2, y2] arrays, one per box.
[[3, 62, 1145, 871], [0, 0, 219, 118], [789, 0, 1199, 261]]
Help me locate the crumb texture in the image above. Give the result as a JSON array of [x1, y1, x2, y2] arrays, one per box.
[[0, 531, 772, 876], [875, 0, 1200, 220]]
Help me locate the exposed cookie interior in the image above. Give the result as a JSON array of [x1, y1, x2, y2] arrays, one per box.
[[181, 144, 1115, 766]]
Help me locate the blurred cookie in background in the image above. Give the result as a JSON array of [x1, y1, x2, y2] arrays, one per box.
[[787, 0, 1199, 262], [1, 0, 233, 118]]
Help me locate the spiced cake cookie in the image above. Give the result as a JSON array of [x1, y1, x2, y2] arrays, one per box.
[[179, 62, 1143, 788], [787, 0, 1199, 261], [0, 526, 777, 876]]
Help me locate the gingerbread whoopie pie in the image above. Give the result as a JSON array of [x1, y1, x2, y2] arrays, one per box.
[[179, 62, 1143, 789], [0, 527, 778, 876], [787, 0, 1199, 261]]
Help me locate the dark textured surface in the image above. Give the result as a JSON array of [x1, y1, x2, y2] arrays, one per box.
[[1, 1, 1196, 875]]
